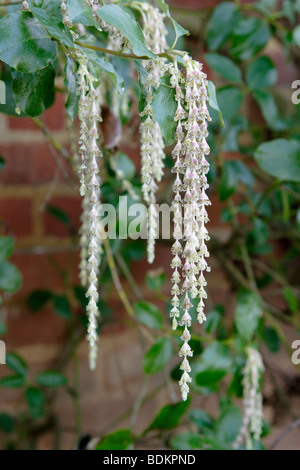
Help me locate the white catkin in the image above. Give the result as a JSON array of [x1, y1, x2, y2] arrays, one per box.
[[138, 2, 168, 264], [233, 347, 264, 450], [169, 56, 211, 401]]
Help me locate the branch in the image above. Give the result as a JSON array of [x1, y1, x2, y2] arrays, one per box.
[[269, 419, 300, 450]]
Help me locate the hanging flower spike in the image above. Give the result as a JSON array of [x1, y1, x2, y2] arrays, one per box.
[[233, 347, 264, 450], [168, 56, 212, 401]]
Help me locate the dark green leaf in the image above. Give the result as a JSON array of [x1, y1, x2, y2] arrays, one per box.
[[6, 352, 27, 376], [12, 64, 55, 117], [230, 17, 271, 60], [0, 237, 14, 261], [147, 398, 191, 431], [91, 57, 124, 91], [283, 286, 299, 313], [246, 56, 277, 89], [204, 53, 242, 84], [0, 156, 5, 170], [97, 5, 155, 58], [146, 269, 166, 291], [217, 86, 243, 122], [189, 409, 214, 431], [152, 75, 177, 146], [96, 429, 133, 450], [261, 326, 280, 353], [234, 291, 262, 342], [207, 2, 239, 51], [46, 205, 71, 226], [0, 11, 57, 73], [67, 0, 99, 27], [205, 306, 222, 334], [193, 342, 232, 387], [35, 370, 67, 387], [0, 375, 25, 388], [64, 56, 79, 121], [0, 413, 15, 433], [28, 0, 74, 47], [171, 433, 226, 450], [215, 405, 242, 444], [254, 139, 300, 182], [0, 261, 22, 293], [207, 81, 224, 127], [253, 89, 287, 131], [52, 295, 72, 319], [156, 0, 188, 46], [27, 290, 52, 311], [25, 387, 44, 417], [114, 152, 135, 180], [133, 301, 163, 329], [219, 161, 239, 201], [143, 337, 173, 375]]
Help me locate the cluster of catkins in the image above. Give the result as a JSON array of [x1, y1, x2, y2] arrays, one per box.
[[234, 347, 264, 449]]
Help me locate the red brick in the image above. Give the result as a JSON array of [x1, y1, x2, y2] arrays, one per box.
[[0, 143, 72, 184], [8, 92, 66, 131], [0, 197, 32, 237], [42, 195, 82, 237]]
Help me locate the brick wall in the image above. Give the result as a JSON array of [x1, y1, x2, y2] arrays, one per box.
[[0, 0, 298, 450]]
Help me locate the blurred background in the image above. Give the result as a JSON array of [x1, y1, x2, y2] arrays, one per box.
[[0, 0, 300, 450]]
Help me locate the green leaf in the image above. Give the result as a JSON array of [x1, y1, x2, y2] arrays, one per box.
[[28, 0, 74, 48], [189, 409, 214, 431], [91, 57, 124, 91], [193, 342, 232, 387], [27, 290, 53, 311], [0, 261, 22, 293], [114, 152, 136, 180], [260, 326, 280, 353], [147, 398, 191, 431], [96, 429, 133, 450], [283, 287, 299, 313], [156, 0, 189, 46], [64, 56, 79, 121], [146, 269, 166, 291], [52, 295, 72, 319], [97, 5, 155, 58], [46, 205, 71, 226], [207, 81, 224, 127], [12, 64, 55, 117], [246, 56, 277, 89], [0, 413, 15, 433], [171, 433, 226, 450], [0, 156, 5, 170], [205, 306, 222, 334], [0, 237, 14, 261], [230, 17, 271, 60], [234, 291, 262, 342], [6, 352, 27, 376], [215, 405, 242, 444], [152, 75, 177, 146], [217, 86, 243, 122], [0, 375, 25, 388], [254, 139, 300, 182], [253, 89, 287, 131], [293, 25, 300, 47], [0, 321, 7, 336], [35, 370, 67, 387], [133, 301, 163, 329], [219, 161, 239, 201], [67, 0, 99, 27], [25, 387, 44, 418], [204, 53, 242, 84], [207, 2, 239, 51], [143, 337, 173, 375], [0, 11, 57, 73]]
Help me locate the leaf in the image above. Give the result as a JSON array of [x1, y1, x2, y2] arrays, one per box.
[[0, 375, 25, 388], [146, 269, 166, 291], [25, 387, 44, 417], [133, 301, 163, 329], [189, 409, 214, 431], [6, 352, 27, 376], [67, 0, 99, 27], [152, 75, 177, 146], [206, 81, 224, 127], [0, 11, 57, 73], [97, 5, 155, 58], [156, 0, 189, 46], [96, 429, 133, 450], [52, 295, 72, 319], [0, 156, 5, 170], [204, 53, 242, 84], [143, 337, 173, 375], [0, 261, 22, 293], [0, 413, 15, 433], [293, 25, 300, 46], [193, 342, 232, 387], [46, 205, 71, 226], [254, 139, 300, 182], [35, 370, 67, 387], [283, 286, 299, 313], [253, 89, 287, 131], [219, 161, 239, 201], [215, 405, 242, 444], [216, 86, 243, 122], [27, 290, 53, 311], [207, 2, 239, 51], [64, 56, 79, 121], [0, 321, 7, 336], [147, 398, 191, 431], [12, 64, 55, 117], [91, 57, 124, 92], [246, 56, 277, 90], [205, 306, 223, 334], [28, 0, 74, 48], [234, 291, 262, 342], [114, 152, 135, 180], [260, 326, 280, 353], [0, 237, 14, 261], [171, 433, 226, 450], [230, 17, 271, 60]]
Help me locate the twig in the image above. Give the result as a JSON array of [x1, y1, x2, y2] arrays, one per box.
[[269, 419, 300, 450], [115, 252, 143, 299]]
